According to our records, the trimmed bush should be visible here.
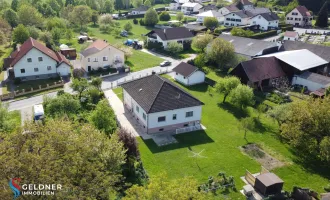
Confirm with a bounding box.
[139,19,145,26]
[250,30,277,39]
[133,18,138,24]
[159,11,170,21]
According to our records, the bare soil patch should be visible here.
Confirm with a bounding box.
[240,143,285,170]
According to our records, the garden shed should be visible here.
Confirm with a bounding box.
[254,172,284,196]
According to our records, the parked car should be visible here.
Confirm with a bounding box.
[160,61,171,67]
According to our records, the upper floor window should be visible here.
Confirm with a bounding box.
[136,105,139,113]
[27,58,32,62]
[94,58,98,62]
[158,116,166,122]
[88,58,90,62]
[103,56,108,61]
[21,69,25,73]
[143,113,146,120]
[38,57,43,62]
[34,68,39,72]
[47,66,52,70]
[186,111,193,118]
[173,114,177,120]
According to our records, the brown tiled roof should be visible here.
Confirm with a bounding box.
[284,31,298,37]
[225,4,239,12]
[9,37,67,67]
[121,75,203,113]
[296,5,311,17]
[85,39,109,51]
[231,57,285,82]
[173,62,198,77]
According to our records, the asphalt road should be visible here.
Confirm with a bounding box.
[7,92,57,112]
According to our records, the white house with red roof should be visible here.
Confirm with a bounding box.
[283,31,299,41]
[80,40,124,72]
[285,6,312,27]
[5,37,71,81]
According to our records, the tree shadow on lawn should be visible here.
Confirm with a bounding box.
[289,147,330,180]
[217,102,248,119]
[140,130,214,154]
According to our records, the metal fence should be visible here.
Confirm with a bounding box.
[103,68,170,91]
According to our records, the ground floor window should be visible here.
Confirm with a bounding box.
[159,128,164,131]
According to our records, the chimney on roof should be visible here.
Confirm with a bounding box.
[164,28,166,34]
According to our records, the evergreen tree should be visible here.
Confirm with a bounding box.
[115,0,124,11]
[11,0,19,11]
[315,1,328,28]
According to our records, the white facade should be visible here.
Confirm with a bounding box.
[292,75,327,92]
[181,3,203,14]
[219,7,231,16]
[285,8,312,27]
[169,2,180,10]
[196,11,223,23]
[147,33,193,49]
[123,89,202,133]
[283,35,299,41]
[224,13,249,27]
[57,62,71,76]
[80,45,124,72]
[131,10,147,15]
[13,48,70,79]
[174,71,205,86]
[250,15,279,30]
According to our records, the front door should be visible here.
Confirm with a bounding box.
[88,66,91,72]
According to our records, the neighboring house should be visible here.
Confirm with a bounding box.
[146,27,194,48]
[223,11,250,26]
[4,37,71,81]
[184,24,207,35]
[285,5,312,27]
[237,0,254,10]
[283,31,299,41]
[172,62,205,86]
[80,40,125,72]
[169,0,191,10]
[219,4,239,16]
[218,35,279,59]
[230,57,286,89]
[199,4,218,13]
[292,71,330,92]
[196,10,223,23]
[121,75,204,134]
[181,3,203,14]
[249,12,279,30]
[131,5,149,15]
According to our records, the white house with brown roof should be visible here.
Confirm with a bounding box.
[283,31,299,41]
[121,75,204,134]
[285,6,312,27]
[249,12,279,30]
[146,27,194,49]
[172,62,205,86]
[80,40,125,72]
[219,4,240,16]
[181,2,203,14]
[5,37,71,81]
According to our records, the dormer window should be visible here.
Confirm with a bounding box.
[27,58,32,62]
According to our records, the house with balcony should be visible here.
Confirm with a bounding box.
[181,2,203,14]
[4,37,71,81]
[121,74,204,134]
[80,40,125,72]
[285,6,312,27]
[146,27,194,49]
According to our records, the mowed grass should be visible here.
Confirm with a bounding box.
[136,71,330,199]
[113,87,123,101]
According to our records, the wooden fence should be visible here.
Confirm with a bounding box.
[0,80,64,101]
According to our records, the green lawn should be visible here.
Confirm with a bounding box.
[113,87,123,101]
[134,71,329,199]
[126,50,164,72]
[13,77,62,92]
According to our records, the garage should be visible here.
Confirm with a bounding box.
[57,63,71,76]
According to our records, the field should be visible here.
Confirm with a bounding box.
[129,71,330,199]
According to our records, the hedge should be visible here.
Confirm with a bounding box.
[126,14,145,19]
[250,30,278,39]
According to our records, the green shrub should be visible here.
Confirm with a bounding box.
[139,19,145,26]
[133,18,138,24]
[250,30,277,39]
[14,77,21,85]
[214,27,222,34]
[159,11,170,21]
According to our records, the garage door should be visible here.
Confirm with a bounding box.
[57,64,70,76]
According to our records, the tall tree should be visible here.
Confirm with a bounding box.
[229,84,254,110]
[89,100,117,136]
[3,8,18,28]
[65,0,75,6]
[115,0,124,11]
[91,11,99,26]
[144,8,158,26]
[206,38,235,68]
[176,12,184,21]
[203,17,219,29]
[70,5,92,29]
[215,76,240,103]
[133,0,143,8]
[104,0,114,13]
[12,24,30,44]
[239,117,256,140]
[11,0,19,11]
[0,119,126,199]
[144,0,151,6]
[315,1,328,27]
[17,4,43,27]
[191,34,213,52]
